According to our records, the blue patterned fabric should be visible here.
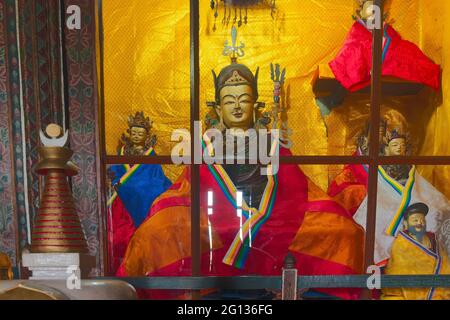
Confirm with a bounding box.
[109,164,172,227]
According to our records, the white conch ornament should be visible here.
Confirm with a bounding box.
[39,129,69,147]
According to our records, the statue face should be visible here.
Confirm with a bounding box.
[406,213,427,237]
[385,138,406,156]
[360,1,375,20]
[129,126,148,146]
[218,84,255,130]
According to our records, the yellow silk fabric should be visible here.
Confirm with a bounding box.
[290,211,365,274]
[102,0,450,196]
[382,234,450,300]
[287,179,365,273]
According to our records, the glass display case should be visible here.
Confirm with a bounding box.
[98,0,450,300]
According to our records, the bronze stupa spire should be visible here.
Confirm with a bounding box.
[31,124,88,253]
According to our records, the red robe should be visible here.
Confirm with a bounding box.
[330,22,440,92]
[107,197,136,273]
[118,148,364,299]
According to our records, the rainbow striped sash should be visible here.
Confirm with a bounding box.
[381,166,416,236]
[203,136,278,269]
[361,164,417,236]
[399,231,442,300]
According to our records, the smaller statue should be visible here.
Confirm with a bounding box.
[356,109,413,185]
[382,203,450,300]
[329,109,450,267]
[107,112,171,273]
[118,111,156,156]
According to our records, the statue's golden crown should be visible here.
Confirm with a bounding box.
[127,111,152,132]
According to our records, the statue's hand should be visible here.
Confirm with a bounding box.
[107,169,121,192]
[133,146,144,154]
[113,181,121,193]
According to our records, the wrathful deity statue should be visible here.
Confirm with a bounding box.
[382,203,450,300]
[330,0,440,92]
[107,112,171,273]
[329,109,450,269]
[117,27,365,300]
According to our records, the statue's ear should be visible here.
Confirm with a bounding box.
[214,104,222,117]
[212,69,217,83]
[212,70,218,102]
[213,104,224,127]
[254,67,260,98]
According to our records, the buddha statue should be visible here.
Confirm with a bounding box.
[205,61,272,209]
[117,27,364,300]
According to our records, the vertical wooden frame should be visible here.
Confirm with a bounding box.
[190,0,201,280]
[361,0,384,300]
[365,0,384,272]
[96,0,109,276]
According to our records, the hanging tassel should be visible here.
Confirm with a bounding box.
[238,8,242,27]
[213,0,218,32]
[211,0,277,31]
[222,2,227,25]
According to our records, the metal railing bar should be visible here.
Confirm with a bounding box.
[105,155,450,166]
[98,275,450,290]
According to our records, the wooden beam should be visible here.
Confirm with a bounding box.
[101,275,450,290]
[105,155,450,165]
[363,0,384,300]
[95,0,110,276]
[190,0,201,288]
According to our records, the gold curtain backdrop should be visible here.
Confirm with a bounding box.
[103,0,191,156]
[102,0,450,198]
